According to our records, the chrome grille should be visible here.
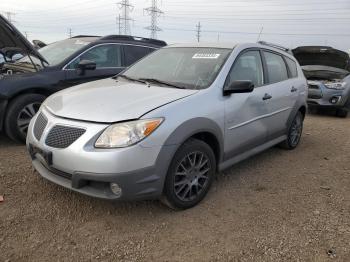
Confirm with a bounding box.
[45,125,86,149]
[33,113,48,141]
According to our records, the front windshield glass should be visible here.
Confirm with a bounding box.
[16,38,95,67]
[123,47,232,90]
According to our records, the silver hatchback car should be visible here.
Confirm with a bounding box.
[27,42,307,209]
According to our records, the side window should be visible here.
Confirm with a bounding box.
[285,57,298,78]
[226,50,264,88]
[124,45,153,66]
[263,51,288,83]
[67,44,122,69]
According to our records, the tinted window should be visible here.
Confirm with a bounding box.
[124,45,153,65]
[68,44,122,69]
[263,51,288,83]
[285,57,298,78]
[226,50,264,88]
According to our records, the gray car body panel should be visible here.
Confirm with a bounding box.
[27,42,307,200]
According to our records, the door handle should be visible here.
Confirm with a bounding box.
[262,93,272,100]
[291,86,298,92]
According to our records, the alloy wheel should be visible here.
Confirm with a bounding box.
[17,102,41,136]
[174,151,211,202]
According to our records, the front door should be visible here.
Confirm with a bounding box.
[64,44,125,86]
[224,50,269,160]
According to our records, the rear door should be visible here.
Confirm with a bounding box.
[63,43,124,86]
[122,45,155,66]
[261,50,297,140]
[224,49,270,159]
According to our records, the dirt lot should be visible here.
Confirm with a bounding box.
[0,113,349,261]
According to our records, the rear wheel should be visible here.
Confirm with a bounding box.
[5,94,45,143]
[336,108,348,118]
[162,138,216,210]
[279,111,304,150]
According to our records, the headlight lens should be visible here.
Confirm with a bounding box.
[324,82,346,90]
[95,118,163,148]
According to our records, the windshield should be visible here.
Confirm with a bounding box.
[16,38,95,67]
[123,47,232,89]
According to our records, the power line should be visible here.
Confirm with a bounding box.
[117,0,134,35]
[144,0,163,39]
[196,21,201,42]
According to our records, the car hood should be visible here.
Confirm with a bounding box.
[301,65,349,80]
[0,14,47,63]
[44,78,199,123]
[292,46,349,71]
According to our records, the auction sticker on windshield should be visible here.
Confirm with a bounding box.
[192,53,221,59]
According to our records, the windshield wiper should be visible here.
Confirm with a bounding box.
[139,78,186,89]
[116,74,148,84]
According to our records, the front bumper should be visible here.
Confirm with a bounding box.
[27,108,176,201]
[307,83,349,109]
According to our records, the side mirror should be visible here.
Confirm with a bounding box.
[76,60,96,75]
[223,80,254,96]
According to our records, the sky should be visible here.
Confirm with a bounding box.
[1,0,350,52]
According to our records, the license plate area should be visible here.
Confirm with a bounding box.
[29,144,53,166]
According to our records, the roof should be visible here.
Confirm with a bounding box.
[165,42,237,49]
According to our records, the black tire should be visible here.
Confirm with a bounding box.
[279,111,304,150]
[162,138,216,210]
[5,94,46,143]
[336,108,348,118]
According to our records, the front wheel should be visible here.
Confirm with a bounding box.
[279,111,304,150]
[162,138,216,210]
[5,94,46,143]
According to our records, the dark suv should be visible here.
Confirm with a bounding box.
[0,15,166,142]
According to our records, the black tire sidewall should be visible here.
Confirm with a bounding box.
[163,139,216,210]
[5,94,46,142]
[287,112,303,149]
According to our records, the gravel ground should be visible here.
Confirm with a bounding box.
[0,113,349,262]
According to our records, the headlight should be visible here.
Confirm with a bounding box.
[95,118,163,148]
[324,82,346,90]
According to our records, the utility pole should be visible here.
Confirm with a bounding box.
[196,22,201,42]
[117,0,134,35]
[256,26,264,42]
[68,28,73,38]
[144,0,163,39]
[24,31,29,39]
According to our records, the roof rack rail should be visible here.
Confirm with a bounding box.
[71,35,100,38]
[258,41,290,52]
[99,35,167,46]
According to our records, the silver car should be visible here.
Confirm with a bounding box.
[293,46,350,118]
[27,42,307,209]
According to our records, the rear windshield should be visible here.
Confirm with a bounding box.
[123,47,232,90]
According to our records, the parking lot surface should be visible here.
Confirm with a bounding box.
[0,113,349,261]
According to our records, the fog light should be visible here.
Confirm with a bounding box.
[330,96,341,104]
[110,183,122,197]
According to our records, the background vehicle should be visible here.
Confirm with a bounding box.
[293,46,350,117]
[0,15,166,142]
[27,42,307,209]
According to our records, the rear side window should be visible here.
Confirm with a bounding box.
[226,50,264,88]
[263,51,289,84]
[124,45,154,66]
[285,57,298,78]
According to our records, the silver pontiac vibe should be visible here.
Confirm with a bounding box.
[27,42,307,209]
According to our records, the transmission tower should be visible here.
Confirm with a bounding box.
[68,28,73,38]
[4,11,16,23]
[196,22,201,42]
[144,0,163,39]
[117,0,134,35]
